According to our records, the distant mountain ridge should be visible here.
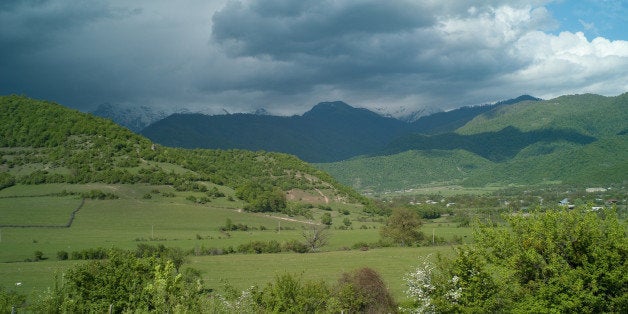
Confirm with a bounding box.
[142,96,537,162]
[91,103,170,132]
[142,101,411,163]
[411,95,541,134]
[317,93,628,191]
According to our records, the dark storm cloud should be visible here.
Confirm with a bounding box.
[212,0,434,59]
[0,0,134,62]
[208,0,530,105]
[0,0,626,115]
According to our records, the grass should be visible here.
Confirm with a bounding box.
[0,246,455,302]
[0,183,473,304]
[190,246,455,301]
[0,196,81,226]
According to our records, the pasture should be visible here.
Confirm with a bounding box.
[0,183,472,301]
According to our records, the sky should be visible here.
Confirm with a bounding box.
[1,0,627,115]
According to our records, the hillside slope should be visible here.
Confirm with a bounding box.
[457,93,628,137]
[0,95,364,203]
[409,95,541,134]
[142,101,409,163]
[141,96,535,163]
[318,93,628,191]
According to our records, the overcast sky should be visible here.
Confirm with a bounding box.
[1,0,627,115]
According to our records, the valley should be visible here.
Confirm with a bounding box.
[0,95,626,312]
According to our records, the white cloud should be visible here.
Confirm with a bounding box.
[504,31,628,97]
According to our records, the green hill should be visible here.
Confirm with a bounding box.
[457,93,628,137]
[141,101,410,163]
[318,93,628,192]
[316,150,493,192]
[0,95,365,204]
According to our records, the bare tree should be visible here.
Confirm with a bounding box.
[301,225,329,252]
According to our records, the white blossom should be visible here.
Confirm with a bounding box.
[402,258,436,314]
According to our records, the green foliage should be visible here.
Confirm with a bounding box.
[56,251,69,261]
[335,267,397,313]
[0,95,367,209]
[458,93,628,138]
[317,149,491,192]
[342,217,352,227]
[237,181,287,213]
[239,269,396,313]
[81,189,118,200]
[380,208,424,246]
[141,101,411,163]
[405,207,628,313]
[0,286,26,313]
[319,93,628,191]
[254,273,330,313]
[38,249,204,313]
[321,212,332,225]
[384,126,595,162]
[0,172,15,190]
[477,208,628,312]
[33,251,45,261]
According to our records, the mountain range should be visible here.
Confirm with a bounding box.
[139,93,626,192]
[319,93,628,192]
[141,96,540,163]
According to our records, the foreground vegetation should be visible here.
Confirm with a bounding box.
[2,203,625,313]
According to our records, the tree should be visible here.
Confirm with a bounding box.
[302,225,329,252]
[404,207,628,313]
[380,208,424,246]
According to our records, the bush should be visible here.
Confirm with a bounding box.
[0,286,26,313]
[55,250,203,313]
[404,208,628,313]
[33,251,45,261]
[282,239,308,253]
[335,268,397,313]
[56,251,69,261]
[254,273,331,313]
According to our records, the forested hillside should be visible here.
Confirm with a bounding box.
[318,93,628,191]
[142,101,410,162]
[141,97,537,163]
[457,93,628,137]
[0,95,365,204]
[409,95,540,134]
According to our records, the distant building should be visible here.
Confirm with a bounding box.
[559,198,575,209]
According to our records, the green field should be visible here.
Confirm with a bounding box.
[0,183,471,302]
[0,247,455,302]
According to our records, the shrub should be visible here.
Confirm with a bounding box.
[0,286,26,313]
[335,268,397,313]
[56,251,69,261]
[254,273,331,313]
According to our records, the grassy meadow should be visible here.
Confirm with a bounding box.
[0,183,470,302]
